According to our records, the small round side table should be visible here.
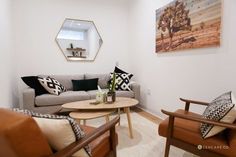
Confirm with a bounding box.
[69,110,115,125]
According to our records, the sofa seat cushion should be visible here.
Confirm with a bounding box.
[158,109,234,157]
[87,89,134,99]
[35,91,90,107]
[80,125,118,157]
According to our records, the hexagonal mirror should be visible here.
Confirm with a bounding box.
[56,19,103,61]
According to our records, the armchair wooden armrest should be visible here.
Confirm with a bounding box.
[51,116,120,157]
[161,109,236,130]
[180,98,209,111]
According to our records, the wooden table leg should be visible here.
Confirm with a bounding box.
[124,107,133,139]
[105,115,110,123]
[118,108,121,126]
[77,119,81,125]
[83,120,86,125]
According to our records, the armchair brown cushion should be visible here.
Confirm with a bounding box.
[228,129,236,151]
[0,108,53,157]
[158,109,235,157]
[81,125,118,157]
[0,108,118,157]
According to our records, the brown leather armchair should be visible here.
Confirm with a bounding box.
[158,98,236,157]
[0,108,119,157]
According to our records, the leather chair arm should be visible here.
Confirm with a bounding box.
[50,116,120,157]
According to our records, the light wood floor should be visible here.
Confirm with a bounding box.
[131,106,162,124]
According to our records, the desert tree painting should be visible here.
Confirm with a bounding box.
[156,0,222,53]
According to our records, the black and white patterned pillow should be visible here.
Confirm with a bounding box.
[38,77,66,95]
[114,66,133,79]
[12,108,91,156]
[200,91,236,138]
[109,73,132,91]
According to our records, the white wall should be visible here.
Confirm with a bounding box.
[9,0,236,114]
[12,0,131,105]
[0,0,17,108]
[128,0,236,118]
[87,26,101,60]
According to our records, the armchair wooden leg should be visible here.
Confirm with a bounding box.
[164,115,174,157]
[164,139,170,157]
[110,125,117,157]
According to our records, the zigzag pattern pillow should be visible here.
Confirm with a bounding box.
[110,73,132,91]
[200,91,236,138]
[38,77,66,95]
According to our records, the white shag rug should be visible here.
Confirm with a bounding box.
[85,111,198,157]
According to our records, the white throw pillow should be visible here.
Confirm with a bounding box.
[200,91,236,139]
[34,117,90,157]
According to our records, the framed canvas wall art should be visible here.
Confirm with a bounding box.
[156,0,222,53]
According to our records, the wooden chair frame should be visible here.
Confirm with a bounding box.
[50,115,119,157]
[162,98,236,157]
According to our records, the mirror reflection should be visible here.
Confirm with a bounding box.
[56,19,103,61]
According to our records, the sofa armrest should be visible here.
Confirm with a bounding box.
[22,88,35,110]
[130,82,140,102]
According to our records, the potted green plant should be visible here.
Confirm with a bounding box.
[107,72,116,103]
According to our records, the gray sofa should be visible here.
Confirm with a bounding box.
[22,74,140,114]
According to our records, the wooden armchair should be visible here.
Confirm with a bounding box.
[158,98,236,157]
[0,108,119,157]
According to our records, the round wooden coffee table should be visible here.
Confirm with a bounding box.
[62,97,139,138]
[69,110,115,125]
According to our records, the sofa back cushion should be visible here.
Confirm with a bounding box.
[39,74,84,91]
[0,108,53,157]
[72,78,98,91]
[85,74,109,89]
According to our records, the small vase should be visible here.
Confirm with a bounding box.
[107,91,116,103]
